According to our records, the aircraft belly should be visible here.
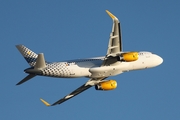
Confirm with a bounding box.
[89,63,129,78]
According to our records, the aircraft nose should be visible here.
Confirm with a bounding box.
[155,55,163,66]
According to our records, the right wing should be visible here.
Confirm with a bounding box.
[40,78,105,106]
[106,10,122,57]
[102,10,122,66]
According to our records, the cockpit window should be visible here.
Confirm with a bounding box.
[138,52,152,55]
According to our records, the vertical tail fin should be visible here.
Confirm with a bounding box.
[16,45,38,67]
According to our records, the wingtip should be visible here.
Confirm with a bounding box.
[106,10,118,20]
[40,98,51,106]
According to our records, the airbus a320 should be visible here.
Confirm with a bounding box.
[16,10,163,106]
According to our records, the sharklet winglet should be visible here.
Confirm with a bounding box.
[106,10,118,20]
[40,98,51,106]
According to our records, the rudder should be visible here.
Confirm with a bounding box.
[16,45,38,67]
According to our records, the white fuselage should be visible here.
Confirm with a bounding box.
[38,51,163,78]
[17,10,164,106]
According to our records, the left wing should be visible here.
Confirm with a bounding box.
[40,78,105,106]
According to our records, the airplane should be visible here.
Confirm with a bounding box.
[16,10,163,106]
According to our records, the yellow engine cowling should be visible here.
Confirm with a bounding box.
[121,52,139,62]
[95,80,117,91]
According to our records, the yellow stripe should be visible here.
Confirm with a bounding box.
[106,10,116,19]
[40,98,50,106]
[27,51,31,55]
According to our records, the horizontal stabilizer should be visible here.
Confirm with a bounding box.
[16,74,36,85]
[34,53,46,69]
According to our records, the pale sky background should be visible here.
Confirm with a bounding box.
[0,0,180,120]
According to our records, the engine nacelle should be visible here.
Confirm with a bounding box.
[95,80,117,91]
[120,52,139,62]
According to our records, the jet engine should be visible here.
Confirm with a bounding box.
[120,52,139,62]
[95,80,117,91]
